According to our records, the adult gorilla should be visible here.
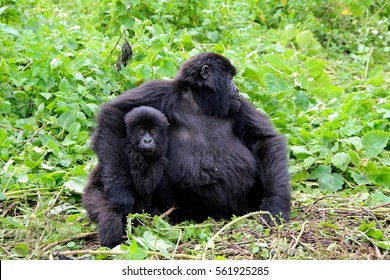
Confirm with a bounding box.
[92,52,291,224]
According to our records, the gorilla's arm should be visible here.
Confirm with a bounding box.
[92,105,135,214]
[92,81,173,214]
[235,97,291,223]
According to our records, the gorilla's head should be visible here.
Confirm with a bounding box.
[175,52,241,116]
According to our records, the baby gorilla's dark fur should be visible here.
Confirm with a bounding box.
[83,106,169,248]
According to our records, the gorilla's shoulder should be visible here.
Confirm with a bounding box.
[123,79,180,95]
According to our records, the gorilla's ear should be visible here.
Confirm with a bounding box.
[200,65,211,80]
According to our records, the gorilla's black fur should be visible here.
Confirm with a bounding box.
[90,52,291,227]
[83,106,169,248]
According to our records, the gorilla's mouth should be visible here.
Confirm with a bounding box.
[140,148,155,157]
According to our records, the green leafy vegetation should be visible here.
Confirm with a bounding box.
[0,0,389,260]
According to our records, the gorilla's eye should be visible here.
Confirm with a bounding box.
[137,129,145,136]
[150,129,157,136]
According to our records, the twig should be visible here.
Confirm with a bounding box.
[54,249,123,256]
[300,195,390,257]
[1,201,17,217]
[364,47,374,80]
[27,124,48,143]
[171,229,182,260]
[54,249,201,260]
[40,232,97,251]
[373,0,389,17]
[290,221,308,251]
[290,237,316,253]
[303,195,344,214]
[315,207,390,216]
[145,250,201,260]
[159,206,178,219]
[365,202,390,211]
[0,245,13,257]
[42,186,65,215]
[109,30,126,56]
[201,211,281,260]
[30,225,49,259]
[18,60,33,73]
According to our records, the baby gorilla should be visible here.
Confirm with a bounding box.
[83,106,169,248]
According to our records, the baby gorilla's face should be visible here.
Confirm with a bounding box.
[123,106,169,160]
[136,126,158,157]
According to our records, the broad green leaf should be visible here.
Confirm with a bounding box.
[135,64,152,80]
[364,161,379,174]
[362,130,389,158]
[303,156,315,169]
[182,33,193,45]
[263,54,288,71]
[0,23,19,36]
[86,39,102,54]
[128,238,148,260]
[359,222,383,240]
[158,60,177,77]
[142,231,174,254]
[14,243,30,257]
[368,76,385,86]
[367,166,390,188]
[0,57,9,74]
[243,64,260,81]
[280,24,299,44]
[264,73,289,94]
[319,222,339,230]
[347,150,360,165]
[291,146,312,159]
[153,216,180,240]
[304,58,325,78]
[295,30,321,53]
[64,175,86,193]
[340,137,363,151]
[372,240,390,250]
[46,139,60,155]
[118,15,135,29]
[66,241,76,248]
[68,122,81,139]
[62,57,76,76]
[207,31,219,42]
[318,173,344,192]
[59,77,72,93]
[309,165,331,179]
[331,152,350,171]
[129,0,141,5]
[292,171,309,182]
[0,101,11,114]
[351,171,370,185]
[0,6,8,15]
[39,92,52,100]
[306,72,342,98]
[57,111,75,129]
[294,91,310,111]
[372,191,390,203]
[50,58,62,69]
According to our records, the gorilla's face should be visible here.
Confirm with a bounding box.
[124,106,169,159]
